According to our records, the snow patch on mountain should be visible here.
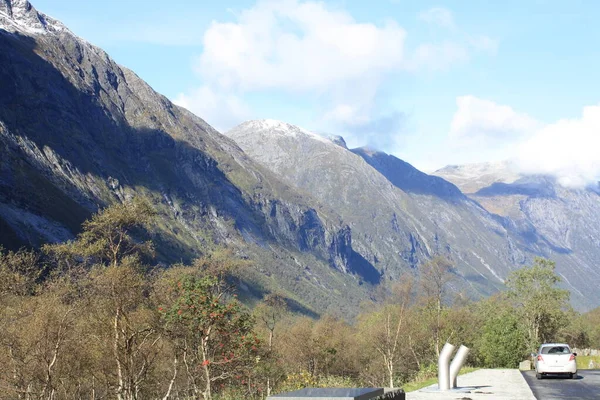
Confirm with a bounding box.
[0,0,69,35]
[229,120,334,146]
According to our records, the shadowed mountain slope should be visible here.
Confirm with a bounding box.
[352,147,464,200]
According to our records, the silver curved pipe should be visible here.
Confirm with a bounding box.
[438,342,456,391]
[450,345,470,388]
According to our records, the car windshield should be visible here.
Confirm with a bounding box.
[540,346,571,354]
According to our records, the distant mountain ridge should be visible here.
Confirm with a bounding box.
[434,161,600,305]
[434,161,522,194]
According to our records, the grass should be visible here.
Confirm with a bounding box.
[577,355,600,370]
[402,367,479,392]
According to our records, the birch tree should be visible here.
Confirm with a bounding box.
[505,257,570,351]
[253,293,288,396]
[419,256,454,357]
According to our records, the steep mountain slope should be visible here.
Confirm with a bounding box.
[226,120,549,302]
[435,162,600,307]
[0,0,380,316]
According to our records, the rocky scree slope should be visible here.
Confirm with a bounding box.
[0,0,377,316]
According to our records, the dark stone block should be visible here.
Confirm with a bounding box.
[268,387,384,400]
[378,389,406,400]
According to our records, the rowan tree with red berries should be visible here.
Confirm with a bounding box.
[159,251,260,400]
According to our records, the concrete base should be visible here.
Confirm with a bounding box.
[418,386,482,394]
[406,369,536,400]
[419,386,486,394]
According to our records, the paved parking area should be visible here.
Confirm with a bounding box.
[521,370,600,399]
[406,369,535,400]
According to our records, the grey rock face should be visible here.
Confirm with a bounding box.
[0,0,11,17]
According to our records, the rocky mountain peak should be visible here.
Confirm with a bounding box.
[0,0,66,35]
[229,119,333,146]
[327,135,348,149]
[1,0,42,28]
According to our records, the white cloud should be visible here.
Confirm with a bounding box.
[196,0,406,93]
[418,7,456,30]
[516,105,600,188]
[450,96,540,143]
[173,86,252,132]
[447,96,600,188]
[186,0,412,133]
[323,104,370,127]
[177,1,497,137]
[409,7,497,71]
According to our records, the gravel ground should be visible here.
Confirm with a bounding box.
[406,369,536,400]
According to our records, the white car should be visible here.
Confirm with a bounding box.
[533,343,577,379]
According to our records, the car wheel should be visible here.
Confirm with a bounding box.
[536,373,542,379]
[572,373,577,379]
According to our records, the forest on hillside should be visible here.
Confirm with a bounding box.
[1,198,599,400]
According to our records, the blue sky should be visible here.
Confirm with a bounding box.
[32,0,600,180]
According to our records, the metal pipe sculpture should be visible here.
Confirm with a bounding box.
[438,342,456,391]
[449,345,470,388]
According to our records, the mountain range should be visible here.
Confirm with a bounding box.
[2,0,599,314]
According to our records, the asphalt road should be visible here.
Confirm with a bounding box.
[522,370,600,399]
